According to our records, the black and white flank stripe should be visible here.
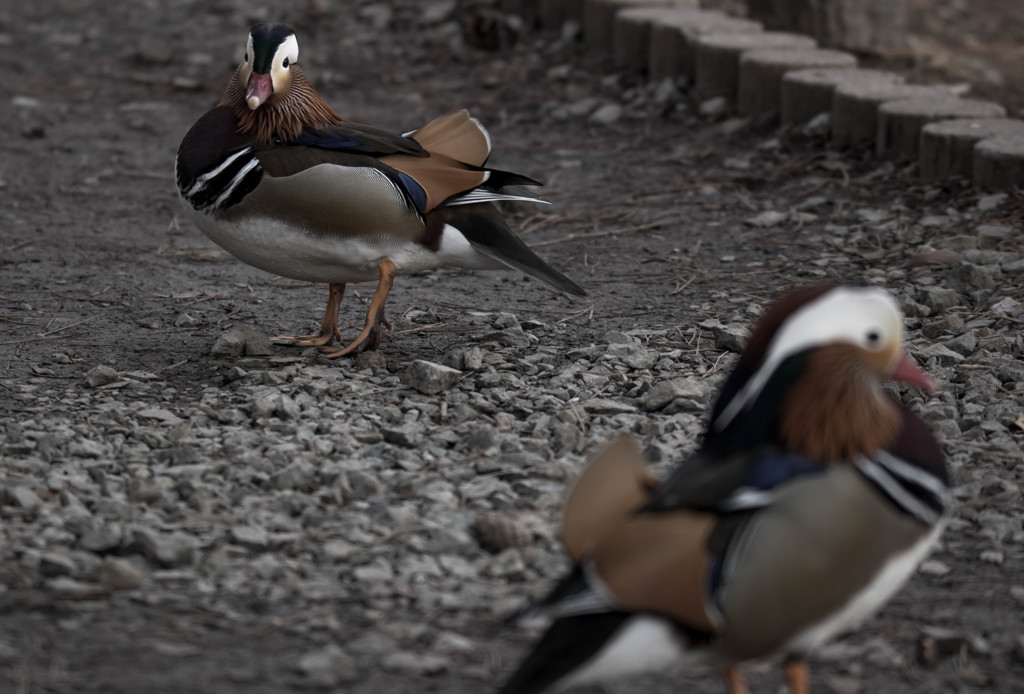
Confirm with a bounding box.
[177,146,263,213]
[855,451,950,525]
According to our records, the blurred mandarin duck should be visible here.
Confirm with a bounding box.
[175,24,584,357]
[501,284,950,694]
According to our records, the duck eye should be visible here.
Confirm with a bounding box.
[282,57,290,68]
[865,330,882,346]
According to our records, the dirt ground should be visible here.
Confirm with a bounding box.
[1,1,1023,693]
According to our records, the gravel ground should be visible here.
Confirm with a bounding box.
[1,2,1023,693]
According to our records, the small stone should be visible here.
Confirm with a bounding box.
[136,407,184,426]
[211,325,274,357]
[803,112,831,137]
[745,210,788,228]
[484,548,526,578]
[653,78,682,106]
[174,312,198,327]
[343,470,381,500]
[976,193,1007,211]
[46,577,106,598]
[8,486,43,512]
[68,439,104,458]
[643,377,708,411]
[713,323,748,353]
[989,297,1020,317]
[485,328,532,349]
[84,365,119,388]
[699,96,728,118]
[271,462,316,491]
[353,351,387,372]
[323,539,359,561]
[604,342,658,370]
[581,398,637,415]
[131,527,198,568]
[493,312,520,329]
[470,513,531,554]
[976,223,1013,249]
[918,343,965,365]
[251,390,300,420]
[93,558,144,591]
[297,644,360,687]
[78,522,124,553]
[403,360,462,395]
[589,103,623,124]
[1010,585,1024,607]
[943,332,977,356]
[39,552,77,578]
[980,549,1004,564]
[950,262,996,293]
[918,286,959,312]
[230,525,270,551]
[919,559,951,576]
[382,425,423,448]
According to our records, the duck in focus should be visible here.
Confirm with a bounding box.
[500,284,950,694]
[175,24,584,358]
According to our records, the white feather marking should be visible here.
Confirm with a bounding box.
[468,114,492,154]
[446,189,550,206]
[188,148,252,196]
[211,157,260,209]
[560,616,701,688]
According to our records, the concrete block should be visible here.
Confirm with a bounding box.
[694,31,817,103]
[974,135,1024,191]
[780,68,903,125]
[920,118,1024,180]
[877,98,1007,159]
[538,0,567,32]
[737,48,856,118]
[538,0,586,32]
[831,82,950,148]
[615,8,677,72]
[500,0,540,25]
[747,0,907,51]
[648,12,761,83]
[615,6,709,73]
[584,0,697,52]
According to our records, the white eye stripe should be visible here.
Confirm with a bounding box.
[272,35,299,70]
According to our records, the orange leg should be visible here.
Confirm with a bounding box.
[321,260,395,358]
[270,282,345,347]
[784,658,809,694]
[724,667,751,694]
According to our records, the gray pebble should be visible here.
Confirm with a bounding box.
[93,558,144,591]
[589,103,623,124]
[713,323,748,353]
[297,644,360,687]
[211,325,274,357]
[471,513,531,553]
[403,360,462,395]
[131,527,198,568]
[84,365,119,388]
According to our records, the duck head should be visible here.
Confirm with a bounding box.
[707,284,935,461]
[238,24,298,111]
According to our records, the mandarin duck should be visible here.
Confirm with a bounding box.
[175,24,584,357]
[500,284,950,694]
